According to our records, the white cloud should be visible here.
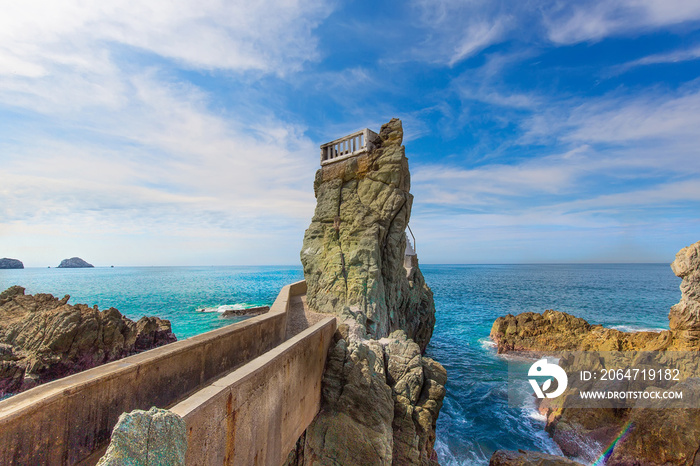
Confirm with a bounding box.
[544,0,700,44]
[409,84,700,250]
[409,0,510,65]
[406,0,700,66]
[558,87,700,151]
[449,20,507,65]
[611,45,700,74]
[0,0,332,76]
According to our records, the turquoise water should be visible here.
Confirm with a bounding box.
[0,264,681,463]
[0,266,304,339]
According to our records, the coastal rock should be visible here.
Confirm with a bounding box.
[300,118,436,352]
[293,119,445,465]
[668,240,700,345]
[97,407,186,466]
[303,336,395,465]
[490,310,666,354]
[0,258,23,269]
[489,449,584,466]
[0,286,176,394]
[490,240,700,465]
[605,379,700,465]
[220,305,269,317]
[57,257,94,268]
[300,330,446,466]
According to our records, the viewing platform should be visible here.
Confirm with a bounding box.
[320,128,378,166]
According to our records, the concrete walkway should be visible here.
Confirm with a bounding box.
[285,293,327,339]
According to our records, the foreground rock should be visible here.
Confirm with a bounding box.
[0,258,23,269]
[0,286,176,394]
[290,119,446,465]
[58,257,94,268]
[490,240,700,465]
[97,407,186,466]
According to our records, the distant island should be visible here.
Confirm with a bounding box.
[0,258,24,269]
[57,257,94,268]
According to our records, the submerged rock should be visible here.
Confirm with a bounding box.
[0,286,176,394]
[57,257,94,268]
[220,305,269,317]
[0,258,23,269]
[97,407,186,466]
[292,119,446,465]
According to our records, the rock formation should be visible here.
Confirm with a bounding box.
[668,240,700,346]
[58,257,94,268]
[489,450,584,466]
[0,258,23,269]
[97,407,187,466]
[0,286,176,394]
[489,240,700,465]
[300,118,436,352]
[490,310,669,354]
[220,305,269,317]
[291,119,446,465]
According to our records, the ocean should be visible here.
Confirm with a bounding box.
[0,263,681,464]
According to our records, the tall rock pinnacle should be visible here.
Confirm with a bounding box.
[300,118,436,352]
[291,119,446,466]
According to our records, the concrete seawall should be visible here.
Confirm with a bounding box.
[172,316,336,465]
[0,280,312,465]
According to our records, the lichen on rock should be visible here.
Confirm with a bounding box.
[97,407,186,466]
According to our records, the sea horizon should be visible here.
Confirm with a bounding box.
[7,261,673,268]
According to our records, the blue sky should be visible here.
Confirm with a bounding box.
[1,0,698,266]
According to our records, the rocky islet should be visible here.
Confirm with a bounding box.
[57,257,94,268]
[0,258,23,269]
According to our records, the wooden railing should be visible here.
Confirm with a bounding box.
[320,128,378,165]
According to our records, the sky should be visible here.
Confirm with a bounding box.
[1,0,699,266]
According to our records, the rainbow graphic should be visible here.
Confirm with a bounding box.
[591,420,634,465]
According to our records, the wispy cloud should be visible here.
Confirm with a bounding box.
[409,0,511,65]
[409,81,700,262]
[543,0,700,44]
[611,45,700,74]
[407,0,700,66]
[0,0,332,76]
